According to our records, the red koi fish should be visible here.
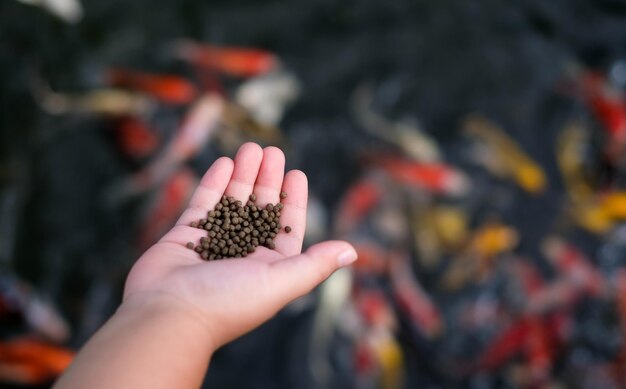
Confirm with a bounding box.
[0,337,74,385]
[136,167,197,250]
[107,69,197,105]
[389,253,442,338]
[574,70,626,162]
[106,94,223,203]
[335,178,383,235]
[373,156,470,196]
[478,315,563,377]
[173,41,278,78]
[113,117,160,159]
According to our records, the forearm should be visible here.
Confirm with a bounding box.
[54,292,214,389]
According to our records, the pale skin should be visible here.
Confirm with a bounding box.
[54,143,358,389]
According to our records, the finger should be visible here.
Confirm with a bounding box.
[269,240,357,303]
[252,147,285,207]
[176,157,234,226]
[273,170,308,257]
[224,142,264,202]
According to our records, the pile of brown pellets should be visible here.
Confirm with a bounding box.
[185,192,291,260]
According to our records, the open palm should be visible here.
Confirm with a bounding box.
[123,143,356,349]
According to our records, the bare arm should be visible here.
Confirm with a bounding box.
[54,143,357,389]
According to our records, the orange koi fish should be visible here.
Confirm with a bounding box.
[136,167,197,249]
[335,178,383,235]
[107,69,197,105]
[374,156,470,196]
[173,41,279,78]
[0,337,74,385]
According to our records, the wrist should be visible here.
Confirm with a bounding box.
[118,291,217,356]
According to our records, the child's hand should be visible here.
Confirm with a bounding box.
[123,143,357,349]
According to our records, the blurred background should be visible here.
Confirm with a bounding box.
[3,0,626,387]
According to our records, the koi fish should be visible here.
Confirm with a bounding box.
[570,68,626,163]
[106,69,197,105]
[389,253,442,338]
[334,177,383,235]
[411,205,469,269]
[441,222,518,291]
[0,337,74,385]
[351,242,391,275]
[368,330,404,389]
[569,191,626,234]
[556,121,594,203]
[309,269,352,387]
[373,156,470,196]
[470,221,519,259]
[136,167,197,250]
[113,117,160,159]
[464,114,547,194]
[478,315,561,379]
[542,237,605,296]
[105,94,223,203]
[351,84,441,163]
[304,194,328,246]
[219,100,285,146]
[0,276,70,342]
[351,286,403,389]
[235,71,300,127]
[172,41,279,78]
[31,76,153,117]
[15,0,82,23]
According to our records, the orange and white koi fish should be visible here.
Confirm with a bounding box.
[105,94,223,203]
[136,167,197,250]
[172,41,279,78]
[107,68,197,105]
[542,237,605,296]
[389,253,442,338]
[373,156,470,196]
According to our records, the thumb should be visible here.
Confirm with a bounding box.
[269,240,357,303]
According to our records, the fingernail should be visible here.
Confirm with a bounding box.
[337,248,358,267]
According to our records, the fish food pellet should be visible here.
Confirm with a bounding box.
[186,193,288,260]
